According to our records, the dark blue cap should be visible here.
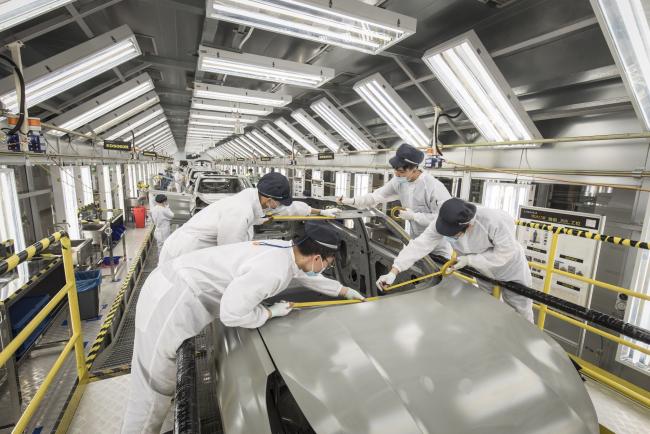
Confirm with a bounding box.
[155,194,168,203]
[257,172,293,206]
[389,143,425,169]
[436,198,477,236]
[304,221,340,250]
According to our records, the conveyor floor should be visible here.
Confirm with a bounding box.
[90,243,158,373]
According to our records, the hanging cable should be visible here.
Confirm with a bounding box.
[0,54,26,135]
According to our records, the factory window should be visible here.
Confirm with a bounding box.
[354,174,370,197]
[115,165,125,212]
[0,168,26,253]
[80,166,94,206]
[312,170,322,181]
[335,172,350,197]
[60,167,81,240]
[622,264,650,372]
[482,181,530,218]
[102,166,113,210]
[127,165,137,197]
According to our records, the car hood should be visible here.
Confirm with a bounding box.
[259,279,598,434]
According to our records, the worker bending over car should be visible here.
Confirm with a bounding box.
[337,143,452,257]
[121,221,364,434]
[377,198,534,322]
[159,172,341,263]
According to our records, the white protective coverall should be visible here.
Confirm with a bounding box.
[150,205,174,251]
[173,171,183,193]
[392,206,534,322]
[352,173,452,256]
[120,240,343,434]
[158,188,312,264]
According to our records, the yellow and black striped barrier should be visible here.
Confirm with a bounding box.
[6,259,61,302]
[0,231,66,276]
[85,226,153,370]
[516,220,650,250]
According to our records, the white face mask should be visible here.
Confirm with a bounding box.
[395,176,409,184]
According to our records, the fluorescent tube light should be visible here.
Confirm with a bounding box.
[0,25,141,112]
[422,30,542,146]
[590,0,650,130]
[262,124,297,153]
[104,106,165,140]
[206,0,416,54]
[353,73,431,149]
[291,108,339,152]
[250,129,287,156]
[238,136,271,156]
[198,46,335,88]
[194,82,291,107]
[136,125,171,147]
[274,117,319,154]
[311,97,373,151]
[246,132,283,156]
[48,73,154,136]
[0,0,75,32]
[191,98,274,116]
[190,109,258,124]
[86,91,159,134]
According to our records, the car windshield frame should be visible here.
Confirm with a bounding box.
[197,177,245,194]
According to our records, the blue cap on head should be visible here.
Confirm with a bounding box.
[389,143,425,169]
[304,221,340,250]
[436,198,477,236]
[257,172,293,206]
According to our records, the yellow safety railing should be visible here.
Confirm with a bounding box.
[488,221,650,407]
[0,232,88,433]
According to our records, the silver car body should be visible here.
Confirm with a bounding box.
[189,174,252,215]
[207,206,598,434]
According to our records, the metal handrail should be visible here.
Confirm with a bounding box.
[0,232,88,432]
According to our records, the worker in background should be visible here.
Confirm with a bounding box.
[376,198,534,322]
[121,222,364,434]
[150,194,174,252]
[247,168,259,185]
[173,169,184,193]
[158,172,341,263]
[337,143,452,257]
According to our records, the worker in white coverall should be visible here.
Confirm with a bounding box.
[158,172,341,264]
[149,194,174,252]
[337,143,452,257]
[376,198,534,322]
[120,222,365,434]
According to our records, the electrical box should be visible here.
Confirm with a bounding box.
[516,206,605,307]
[292,177,304,197]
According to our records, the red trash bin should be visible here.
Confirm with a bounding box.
[133,206,146,228]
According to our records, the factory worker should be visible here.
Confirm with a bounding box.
[173,169,184,193]
[337,143,452,256]
[376,198,534,322]
[121,222,364,434]
[158,172,341,264]
[150,194,174,252]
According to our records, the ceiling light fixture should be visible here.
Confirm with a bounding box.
[353,73,431,149]
[247,132,283,156]
[206,0,416,54]
[198,46,335,88]
[193,82,292,107]
[262,124,297,153]
[0,25,141,112]
[274,117,318,154]
[291,108,339,152]
[104,105,165,140]
[86,91,159,134]
[48,73,154,136]
[191,98,274,116]
[190,109,258,124]
[422,30,542,147]
[590,0,650,130]
[311,97,373,151]
[250,129,287,156]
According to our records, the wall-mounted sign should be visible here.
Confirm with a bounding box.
[103,140,132,151]
[318,152,335,160]
[260,156,272,162]
[236,158,245,162]
[142,151,157,157]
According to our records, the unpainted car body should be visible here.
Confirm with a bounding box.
[206,203,599,434]
[189,174,252,215]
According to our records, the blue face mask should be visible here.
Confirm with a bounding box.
[306,256,324,277]
[444,235,460,243]
[395,176,409,184]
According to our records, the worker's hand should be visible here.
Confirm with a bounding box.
[446,256,469,275]
[340,287,366,301]
[337,196,354,206]
[320,208,342,217]
[398,208,416,221]
[267,301,293,318]
[376,271,397,291]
